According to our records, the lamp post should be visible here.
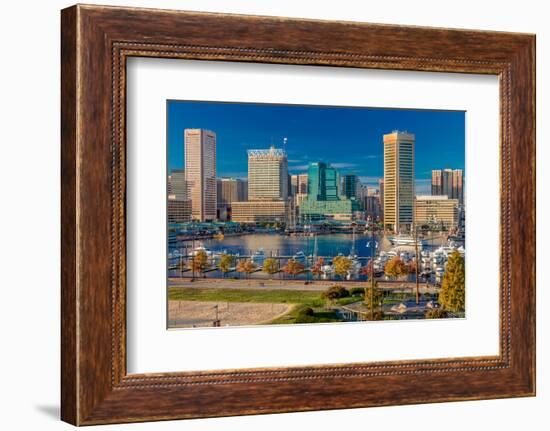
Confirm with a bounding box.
[414,225,420,305]
[179,251,182,279]
[366,216,376,320]
[191,233,196,282]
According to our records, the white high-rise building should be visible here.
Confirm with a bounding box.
[231,147,290,223]
[184,129,216,222]
[247,147,289,201]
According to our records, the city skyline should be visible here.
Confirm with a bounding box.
[167,100,465,194]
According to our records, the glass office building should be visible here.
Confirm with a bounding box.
[300,162,360,221]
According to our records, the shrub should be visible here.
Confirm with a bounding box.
[298,307,314,317]
[350,287,365,296]
[321,285,349,301]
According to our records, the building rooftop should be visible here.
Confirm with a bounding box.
[247,147,287,158]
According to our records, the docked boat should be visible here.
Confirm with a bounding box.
[292,251,307,264]
[388,234,426,247]
[346,255,362,279]
[321,264,333,279]
[251,249,266,265]
[191,246,213,257]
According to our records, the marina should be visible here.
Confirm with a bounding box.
[168,229,463,283]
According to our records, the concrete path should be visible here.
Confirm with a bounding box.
[168,300,291,329]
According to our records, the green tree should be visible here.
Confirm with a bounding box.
[363,282,383,314]
[190,250,210,277]
[384,256,407,279]
[333,256,352,279]
[439,251,465,312]
[262,257,279,279]
[218,253,233,278]
[282,259,305,279]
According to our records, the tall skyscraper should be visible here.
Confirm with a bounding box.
[431,169,464,204]
[452,169,464,204]
[291,174,308,195]
[342,173,359,199]
[231,147,290,223]
[300,162,360,221]
[184,129,216,222]
[383,131,415,232]
[167,169,192,223]
[308,162,340,201]
[431,170,442,195]
[247,147,289,200]
[363,187,382,220]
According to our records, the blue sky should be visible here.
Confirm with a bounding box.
[167,100,465,195]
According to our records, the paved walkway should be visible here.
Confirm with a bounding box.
[168,300,291,328]
[168,278,439,293]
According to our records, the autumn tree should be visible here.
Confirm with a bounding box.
[384,256,407,279]
[282,259,305,279]
[310,257,325,279]
[236,259,257,282]
[218,253,233,278]
[190,249,210,277]
[332,256,352,279]
[438,250,465,313]
[262,257,279,279]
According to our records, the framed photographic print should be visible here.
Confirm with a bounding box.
[61,4,536,425]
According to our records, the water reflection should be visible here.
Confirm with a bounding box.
[172,232,445,258]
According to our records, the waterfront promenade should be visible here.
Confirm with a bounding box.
[168,278,439,294]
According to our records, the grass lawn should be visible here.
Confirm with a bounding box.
[168,286,326,307]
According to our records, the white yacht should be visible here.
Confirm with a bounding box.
[388,234,426,247]
[191,246,213,257]
[251,249,266,265]
[293,251,307,264]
